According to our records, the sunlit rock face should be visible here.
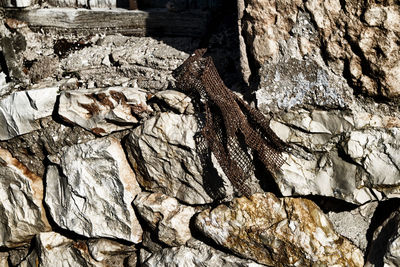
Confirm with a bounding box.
[0,1,399,265]
[0,86,58,140]
[58,86,153,135]
[195,193,364,266]
[134,192,196,246]
[45,137,143,243]
[0,148,51,248]
[125,112,240,205]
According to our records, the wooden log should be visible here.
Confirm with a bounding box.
[4,8,209,37]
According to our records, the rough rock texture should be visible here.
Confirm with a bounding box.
[134,192,196,246]
[270,108,400,204]
[242,0,400,98]
[60,36,198,90]
[140,240,264,267]
[366,208,400,267]
[239,0,400,205]
[0,1,399,265]
[0,86,58,140]
[45,137,143,243]
[126,112,236,204]
[20,232,96,266]
[0,148,51,248]
[195,193,364,266]
[0,117,96,178]
[87,238,137,266]
[58,86,152,135]
[328,201,378,252]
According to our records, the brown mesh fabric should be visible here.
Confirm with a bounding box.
[174,49,287,197]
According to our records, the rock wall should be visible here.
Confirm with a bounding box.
[0,0,399,266]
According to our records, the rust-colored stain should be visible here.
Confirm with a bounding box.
[78,102,100,116]
[11,158,41,183]
[91,127,106,135]
[73,240,88,253]
[0,148,42,183]
[131,103,149,114]
[109,90,127,104]
[95,93,115,109]
[5,18,27,29]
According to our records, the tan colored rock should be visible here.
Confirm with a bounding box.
[0,148,51,248]
[242,0,400,98]
[87,239,136,266]
[134,192,196,246]
[195,193,364,266]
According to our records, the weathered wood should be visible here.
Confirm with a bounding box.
[5,8,209,37]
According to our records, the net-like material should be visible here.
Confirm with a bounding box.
[174,49,287,197]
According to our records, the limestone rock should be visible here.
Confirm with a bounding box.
[328,201,378,251]
[134,192,196,246]
[366,208,400,267]
[126,112,235,204]
[58,86,152,135]
[61,36,198,90]
[87,239,137,266]
[341,129,400,197]
[0,148,50,248]
[45,137,143,243]
[0,86,58,140]
[141,240,265,267]
[0,253,8,267]
[152,90,194,114]
[256,58,348,113]
[20,232,96,267]
[270,108,399,204]
[241,0,400,98]
[195,193,364,266]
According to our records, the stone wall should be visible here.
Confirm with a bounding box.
[0,1,399,266]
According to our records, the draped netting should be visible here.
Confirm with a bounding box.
[174,49,288,197]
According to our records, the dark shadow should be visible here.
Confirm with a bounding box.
[0,51,11,83]
[365,198,400,264]
[299,195,358,213]
[116,0,129,8]
[253,157,283,197]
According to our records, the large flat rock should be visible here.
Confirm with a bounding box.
[45,137,143,243]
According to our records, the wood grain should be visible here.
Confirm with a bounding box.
[5,8,209,37]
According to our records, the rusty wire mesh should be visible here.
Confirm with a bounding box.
[174,49,287,197]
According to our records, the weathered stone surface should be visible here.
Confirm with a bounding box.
[242,0,400,98]
[58,86,152,135]
[1,0,33,8]
[328,201,378,252]
[61,36,197,90]
[366,208,400,267]
[0,117,96,178]
[141,240,264,267]
[87,238,136,266]
[0,252,8,267]
[269,107,400,204]
[195,193,364,266]
[152,90,194,114]
[126,112,236,204]
[20,232,96,267]
[0,148,50,248]
[0,86,58,140]
[134,192,196,246]
[256,58,349,113]
[45,137,143,243]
